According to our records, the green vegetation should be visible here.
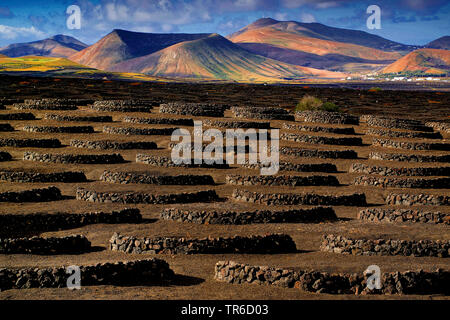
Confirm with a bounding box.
[369,87,382,91]
[380,71,449,78]
[295,95,340,112]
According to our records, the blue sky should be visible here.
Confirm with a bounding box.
[0,0,449,47]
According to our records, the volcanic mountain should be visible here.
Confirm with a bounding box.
[111,34,344,81]
[228,18,415,73]
[426,36,450,50]
[382,48,450,74]
[0,35,87,58]
[70,29,211,71]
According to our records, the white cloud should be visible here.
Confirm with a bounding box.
[300,12,316,23]
[0,25,45,40]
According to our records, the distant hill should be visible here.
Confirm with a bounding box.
[0,35,88,58]
[111,34,345,81]
[227,18,415,73]
[426,36,450,50]
[0,55,165,82]
[382,48,450,74]
[70,29,211,71]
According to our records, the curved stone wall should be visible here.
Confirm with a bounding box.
[124,116,194,126]
[349,163,450,176]
[364,115,432,132]
[76,187,219,204]
[426,121,450,133]
[281,133,363,146]
[159,103,227,117]
[70,139,157,150]
[0,258,174,290]
[23,125,94,133]
[0,170,87,183]
[23,98,79,106]
[283,123,355,135]
[0,138,61,148]
[320,234,449,257]
[44,114,113,122]
[136,154,230,169]
[23,151,125,164]
[109,232,296,254]
[91,100,155,112]
[0,151,12,162]
[0,123,14,131]
[369,151,450,163]
[357,208,449,225]
[366,127,442,139]
[295,111,359,125]
[0,113,36,120]
[353,176,450,189]
[226,174,339,186]
[240,160,337,173]
[280,146,358,159]
[168,141,254,154]
[372,138,450,151]
[231,107,294,121]
[385,193,450,206]
[203,119,271,129]
[100,171,215,185]
[232,189,366,206]
[0,186,62,202]
[103,125,174,136]
[0,208,142,237]
[160,206,337,224]
[13,103,78,111]
[0,235,91,254]
[214,260,450,295]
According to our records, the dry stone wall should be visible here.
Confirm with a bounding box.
[0,235,91,254]
[124,116,194,126]
[283,123,355,135]
[295,111,359,125]
[136,154,230,169]
[159,103,227,117]
[0,138,61,148]
[366,128,441,139]
[240,160,337,173]
[0,113,35,120]
[70,139,157,150]
[357,208,449,225]
[0,258,174,290]
[232,189,366,206]
[103,126,173,136]
[13,103,77,111]
[369,151,450,163]
[100,171,215,185]
[353,176,450,189]
[226,174,339,186]
[160,207,337,225]
[44,114,112,122]
[281,133,363,146]
[109,232,297,254]
[0,186,62,202]
[91,100,155,112]
[349,163,450,176]
[280,146,358,159]
[372,138,450,151]
[385,193,450,206]
[23,125,94,133]
[231,106,294,121]
[214,260,450,295]
[23,151,125,164]
[426,121,450,133]
[320,234,449,257]
[203,119,271,129]
[0,170,87,183]
[76,187,219,204]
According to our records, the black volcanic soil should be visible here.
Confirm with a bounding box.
[0,75,449,300]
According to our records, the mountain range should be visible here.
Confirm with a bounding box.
[0,18,449,81]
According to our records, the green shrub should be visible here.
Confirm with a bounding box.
[295,95,340,112]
